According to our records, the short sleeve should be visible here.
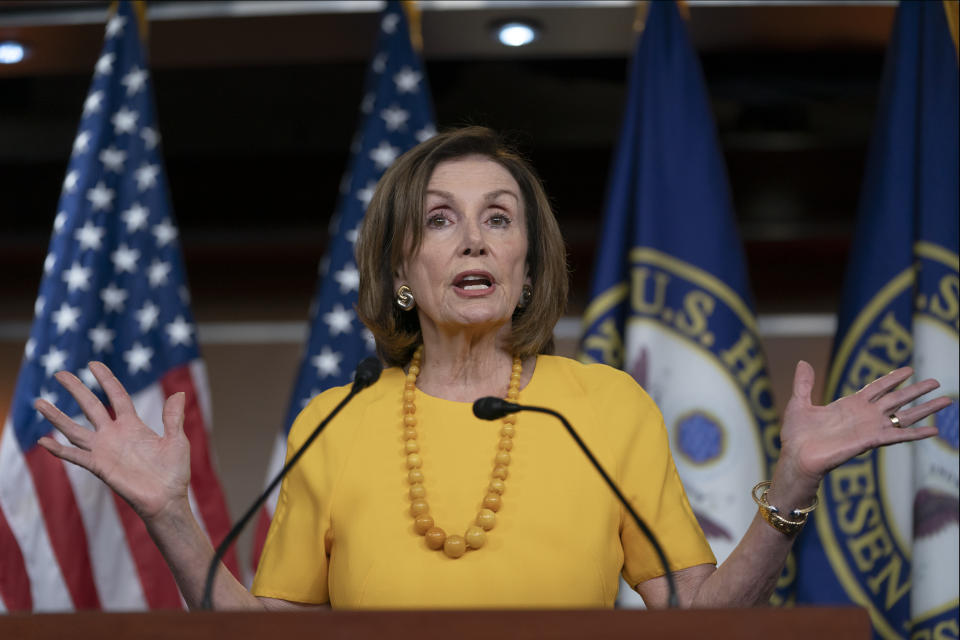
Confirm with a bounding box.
[250,385,351,604]
[592,367,717,586]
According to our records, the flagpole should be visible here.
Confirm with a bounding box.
[943,0,958,58]
[401,0,423,53]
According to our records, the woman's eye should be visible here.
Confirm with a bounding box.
[426,214,449,228]
[489,214,511,227]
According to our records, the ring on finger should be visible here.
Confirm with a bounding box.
[888,413,902,428]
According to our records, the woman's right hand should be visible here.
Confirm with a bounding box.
[35,362,278,611]
[35,361,191,524]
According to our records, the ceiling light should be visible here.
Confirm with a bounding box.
[0,41,27,65]
[495,21,539,48]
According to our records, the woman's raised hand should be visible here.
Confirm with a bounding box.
[776,361,949,490]
[34,361,191,523]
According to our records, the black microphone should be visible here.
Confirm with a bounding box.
[200,357,382,610]
[352,356,382,393]
[472,396,521,420]
[473,396,680,609]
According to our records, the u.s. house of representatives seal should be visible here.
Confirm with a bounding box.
[821,242,959,640]
[581,248,777,565]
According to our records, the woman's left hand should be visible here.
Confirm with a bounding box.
[775,361,949,493]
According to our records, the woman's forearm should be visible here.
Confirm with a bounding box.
[688,512,794,607]
[144,498,265,611]
[689,464,819,608]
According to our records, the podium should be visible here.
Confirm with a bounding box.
[0,607,870,639]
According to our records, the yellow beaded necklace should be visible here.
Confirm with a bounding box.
[402,344,521,558]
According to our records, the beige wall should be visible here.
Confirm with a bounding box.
[0,328,832,576]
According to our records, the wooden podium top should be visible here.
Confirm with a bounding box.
[1,606,870,640]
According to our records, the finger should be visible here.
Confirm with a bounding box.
[792,360,815,404]
[34,398,94,451]
[53,370,113,429]
[878,378,941,413]
[89,361,137,418]
[162,392,186,439]
[876,424,939,446]
[36,435,94,469]
[861,367,913,401]
[892,397,953,428]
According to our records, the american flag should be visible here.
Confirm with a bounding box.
[0,2,237,611]
[249,0,436,570]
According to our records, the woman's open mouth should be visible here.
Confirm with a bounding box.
[453,271,495,294]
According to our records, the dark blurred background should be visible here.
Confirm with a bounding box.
[1,0,896,323]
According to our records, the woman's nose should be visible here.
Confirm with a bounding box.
[460,218,486,256]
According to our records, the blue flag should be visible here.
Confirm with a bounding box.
[577,0,779,604]
[792,3,959,637]
[0,1,235,611]
[250,0,436,570]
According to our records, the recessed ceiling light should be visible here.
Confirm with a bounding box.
[0,41,27,65]
[494,21,539,48]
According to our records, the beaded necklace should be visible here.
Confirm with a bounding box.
[402,344,521,558]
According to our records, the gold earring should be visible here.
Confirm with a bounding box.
[519,284,532,309]
[396,285,415,311]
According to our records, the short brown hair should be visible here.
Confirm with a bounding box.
[355,126,568,366]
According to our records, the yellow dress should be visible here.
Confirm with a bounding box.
[251,355,715,608]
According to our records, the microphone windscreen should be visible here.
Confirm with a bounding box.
[353,357,383,391]
[473,396,512,420]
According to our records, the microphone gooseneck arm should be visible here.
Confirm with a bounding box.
[200,358,381,610]
[474,397,680,609]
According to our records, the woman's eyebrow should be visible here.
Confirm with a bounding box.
[484,189,520,203]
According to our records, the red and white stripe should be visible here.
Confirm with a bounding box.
[0,360,238,611]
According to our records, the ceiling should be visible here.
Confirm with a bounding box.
[0,1,899,321]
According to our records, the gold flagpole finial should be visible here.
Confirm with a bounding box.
[943,0,959,60]
[107,1,149,42]
[633,1,649,34]
[634,1,689,35]
[132,1,149,43]
[401,0,424,53]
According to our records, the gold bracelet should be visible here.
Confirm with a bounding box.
[751,481,818,537]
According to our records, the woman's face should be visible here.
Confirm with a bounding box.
[397,154,529,337]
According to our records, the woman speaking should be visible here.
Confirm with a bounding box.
[34,127,949,610]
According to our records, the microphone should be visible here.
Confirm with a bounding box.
[200,357,382,610]
[352,356,382,393]
[472,396,520,420]
[473,396,680,609]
